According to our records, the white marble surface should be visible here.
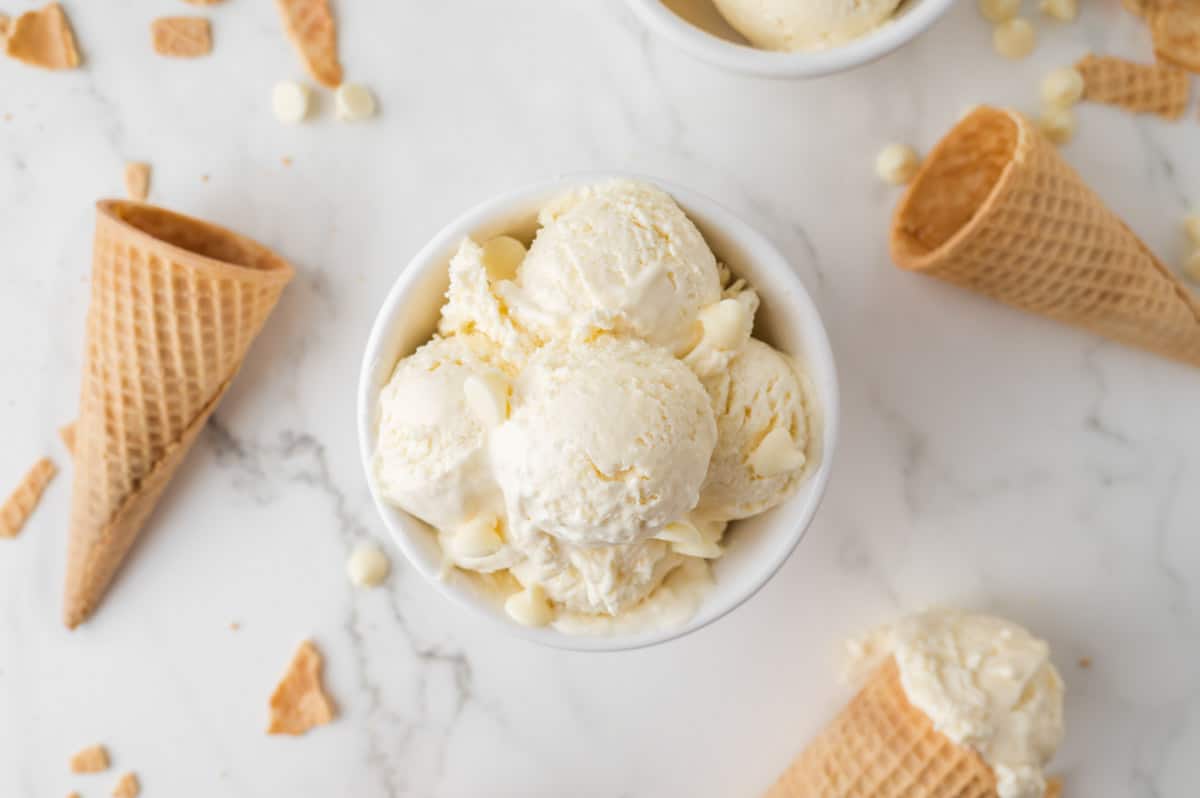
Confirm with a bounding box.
[1,1,1198,795]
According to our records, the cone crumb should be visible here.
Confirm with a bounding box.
[112,771,140,798]
[151,16,211,58]
[267,640,336,735]
[1,457,57,539]
[1078,656,1092,669]
[275,0,342,88]
[60,421,77,455]
[4,2,81,70]
[69,743,110,773]
[124,162,151,202]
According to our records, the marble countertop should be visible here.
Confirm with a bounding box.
[2,1,1198,795]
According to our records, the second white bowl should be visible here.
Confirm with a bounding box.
[625,0,956,79]
[357,174,839,651]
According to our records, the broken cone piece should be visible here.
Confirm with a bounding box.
[268,640,337,735]
[4,2,80,70]
[1,457,57,539]
[275,0,342,88]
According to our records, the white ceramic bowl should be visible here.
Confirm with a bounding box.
[625,0,955,79]
[357,174,839,651]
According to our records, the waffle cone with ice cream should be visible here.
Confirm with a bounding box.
[768,609,1065,798]
[891,105,1200,368]
[63,200,293,628]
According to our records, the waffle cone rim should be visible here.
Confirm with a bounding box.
[94,199,295,286]
[889,105,1030,274]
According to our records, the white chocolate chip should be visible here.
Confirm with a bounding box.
[346,543,390,587]
[1185,249,1200,282]
[697,298,749,352]
[463,374,509,428]
[978,0,1020,22]
[875,143,920,186]
[653,521,704,546]
[272,81,310,124]
[334,83,377,122]
[1040,0,1078,21]
[653,520,723,558]
[481,236,526,281]
[505,584,554,627]
[453,515,504,559]
[1038,107,1076,145]
[1184,214,1200,247]
[994,18,1036,59]
[747,427,807,478]
[1040,67,1085,108]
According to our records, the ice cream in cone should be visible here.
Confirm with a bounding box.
[768,609,1065,798]
[891,106,1200,368]
[64,200,294,628]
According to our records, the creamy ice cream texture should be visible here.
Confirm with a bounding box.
[712,0,903,51]
[502,180,722,355]
[375,179,816,634]
[845,608,1065,798]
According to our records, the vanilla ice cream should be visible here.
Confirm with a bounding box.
[374,180,819,635]
[845,609,1065,798]
[504,180,722,355]
[438,237,537,367]
[712,0,903,51]
[492,336,717,547]
[373,334,506,530]
[695,339,812,521]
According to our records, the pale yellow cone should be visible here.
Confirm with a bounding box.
[64,200,293,628]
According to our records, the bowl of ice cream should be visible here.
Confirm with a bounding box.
[625,0,956,79]
[357,175,838,651]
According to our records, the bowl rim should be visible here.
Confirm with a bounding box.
[623,0,957,79]
[356,172,840,652]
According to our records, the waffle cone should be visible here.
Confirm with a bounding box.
[64,200,294,628]
[767,658,997,797]
[891,106,1200,368]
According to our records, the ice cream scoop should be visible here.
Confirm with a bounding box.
[711,0,903,51]
[504,179,721,355]
[695,338,811,521]
[373,334,506,530]
[492,335,717,547]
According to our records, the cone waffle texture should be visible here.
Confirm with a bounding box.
[891,106,1200,367]
[1075,54,1190,119]
[64,200,293,628]
[767,658,997,797]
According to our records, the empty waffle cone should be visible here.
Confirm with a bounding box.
[891,106,1200,368]
[64,200,294,628]
[767,658,999,797]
